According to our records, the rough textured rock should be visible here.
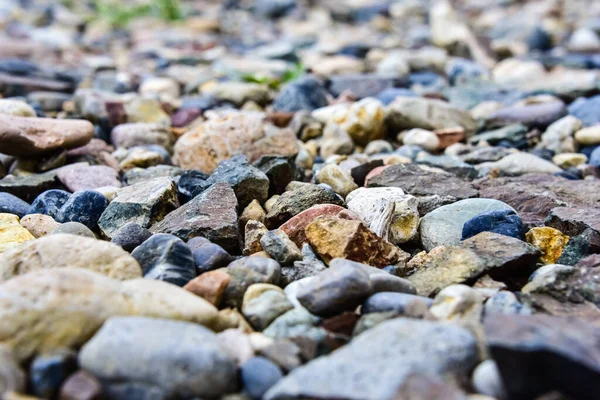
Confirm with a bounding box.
[0,233,141,281]
[408,232,540,296]
[53,221,96,238]
[184,270,231,306]
[0,213,34,253]
[305,215,409,268]
[545,207,600,250]
[20,213,60,238]
[151,183,240,253]
[260,229,302,265]
[187,237,234,274]
[525,227,570,264]
[26,189,70,218]
[98,177,179,239]
[0,115,94,156]
[221,256,281,309]
[79,317,237,398]
[486,313,600,400]
[315,164,358,198]
[242,288,293,331]
[273,76,329,112]
[279,204,353,247]
[265,318,478,400]
[0,268,220,361]
[55,190,108,230]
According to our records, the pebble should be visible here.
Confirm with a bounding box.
[462,209,524,240]
[55,190,108,230]
[19,213,59,238]
[402,128,440,151]
[184,270,231,306]
[221,256,281,309]
[0,346,25,394]
[361,292,433,314]
[315,163,358,197]
[574,126,600,145]
[187,237,234,274]
[472,360,507,399]
[29,349,77,399]
[0,98,36,117]
[242,287,293,331]
[260,229,302,265]
[26,189,70,218]
[0,192,30,217]
[110,222,153,252]
[273,76,329,112]
[56,164,121,192]
[52,221,96,238]
[552,152,587,168]
[0,213,35,253]
[242,357,283,399]
[58,370,102,400]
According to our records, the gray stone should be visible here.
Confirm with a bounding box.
[263,308,326,343]
[476,152,562,176]
[281,244,327,285]
[52,221,95,238]
[362,292,433,314]
[123,165,183,185]
[243,290,294,331]
[419,198,515,251]
[0,170,58,202]
[0,345,25,394]
[265,318,478,400]
[79,316,238,398]
[221,257,281,308]
[472,360,507,399]
[111,122,175,150]
[260,229,302,266]
[110,222,153,252]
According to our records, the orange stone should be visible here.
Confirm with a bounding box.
[184,270,231,306]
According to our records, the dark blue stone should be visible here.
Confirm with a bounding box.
[187,237,234,274]
[568,95,600,127]
[272,76,329,112]
[241,357,283,399]
[461,209,524,240]
[111,222,153,252]
[131,234,196,286]
[26,189,71,218]
[553,169,582,180]
[580,144,599,159]
[590,146,600,168]
[254,0,296,19]
[30,350,78,399]
[527,26,553,52]
[529,148,554,161]
[362,292,433,314]
[55,190,108,230]
[176,170,209,203]
[408,71,445,88]
[338,44,371,59]
[102,382,165,400]
[446,58,485,85]
[254,155,301,195]
[180,95,217,111]
[375,88,415,105]
[0,192,30,217]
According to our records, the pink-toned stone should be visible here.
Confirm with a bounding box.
[57,164,121,192]
[364,165,390,186]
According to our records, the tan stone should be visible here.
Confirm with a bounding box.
[552,152,587,168]
[243,220,268,256]
[574,126,600,146]
[525,227,569,264]
[0,99,36,117]
[316,164,358,197]
[242,283,284,307]
[184,270,231,306]
[305,215,409,268]
[240,199,266,229]
[0,233,141,281]
[0,268,220,361]
[19,214,60,238]
[0,214,34,253]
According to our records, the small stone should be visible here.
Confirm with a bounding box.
[0,192,30,217]
[52,221,95,238]
[260,229,302,266]
[184,270,231,306]
[279,204,352,247]
[151,183,240,253]
[264,184,344,229]
[525,227,570,264]
[472,360,507,400]
[0,115,93,157]
[98,177,179,239]
[110,222,153,252]
[484,291,531,316]
[0,99,36,117]
[0,213,34,253]
[0,171,59,202]
[30,350,78,399]
[79,316,237,398]
[187,237,234,274]
[537,115,581,154]
[462,209,524,241]
[101,382,165,400]
[55,190,108,230]
[240,199,266,229]
[131,234,196,287]
[221,256,281,309]
[552,152,587,168]
[402,128,440,151]
[273,76,329,113]
[241,357,283,400]
[568,95,600,127]
[361,292,433,314]
[118,147,164,170]
[111,122,175,150]
[420,198,515,251]
[476,153,562,175]
[306,215,409,268]
[243,288,294,331]
[26,189,70,218]
[20,214,59,238]
[58,371,101,400]
[262,308,326,343]
[243,220,268,256]
[320,123,354,159]
[204,81,270,106]
[217,329,254,366]
[56,164,120,192]
[254,156,300,196]
[315,164,358,197]
[0,346,25,394]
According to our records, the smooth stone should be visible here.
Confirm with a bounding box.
[55,190,108,230]
[537,115,581,154]
[460,147,512,164]
[361,292,433,314]
[0,213,34,253]
[472,360,507,400]
[241,357,283,400]
[420,198,515,251]
[552,152,587,168]
[574,126,600,146]
[111,122,175,150]
[30,349,77,399]
[0,98,36,117]
[102,382,166,400]
[217,329,254,366]
[243,289,294,331]
[98,177,179,239]
[416,154,478,180]
[19,214,59,238]
[26,189,70,218]
[131,234,196,287]
[402,128,440,152]
[0,193,30,217]
[187,237,234,274]
[272,76,329,113]
[0,114,93,156]
[590,146,600,167]
[204,81,270,106]
[485,313,600,399]
[462,209,524,240]
[315,164,358,198]
[0,346,25,394]
[0,268,220,361]
[56,164,121,192]
[110,222,153,252]
[477,152,562,175]
[484,291,531,316]
[52,221,95,238]
[221,256,281,309]
[184,270,231,307]
[486,100,566,128]
[262,308,326,343]
[79,317,237,398]
[260,229,302,266]
[265,319,478,400]
[525,227,570,264]
[264,184,344,229]
[151,183,240,254]
[568,95,600,127]
[58,370,102,400]
[327,74,407,100]
[320,123,354,159]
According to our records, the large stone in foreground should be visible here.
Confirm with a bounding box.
[0,233,141,282]
[79,317,237,398]
[486,313,600,400]
[0,268,220,361]
[265,318,478,400]
[150,183,240,253]
[0,114,94,156]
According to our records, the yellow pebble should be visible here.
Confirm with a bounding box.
[0,213,35,253]
[525,227,569,264]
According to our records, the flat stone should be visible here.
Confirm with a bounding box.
[0,171,59,202]
[0,233,141,281]
[0,115,93,156]
[55,190,108,230]
[151,183,240,254]
[184,270,231,306]
[265,318,478,400]
[131,234,196,287]
[361,292,433,314]
[79,316,237,398]
[0,213,34,253]
[53,221,95,238]
[264,184,344,229]
[0,98,36,117]
[486,100,566,127]
[485,313,600,399]
[111,122,175,150]
[568,95,600,127]
[26,189,70,218]
[56,164,121,192]
[306,215,409,268]
[0,193,30,217]
[58,370,101,400]
[419,198,515,251]
[0,268,220,361]
[402,128,440,151]
[98,177,179,239]
[408,232,540,296]
[545,207,600,250]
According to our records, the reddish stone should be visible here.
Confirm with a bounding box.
[364,165,389,186]
[265,111,294,127]
[434,127,466,150]
[184,270,231,306]
[59,370,101,400]
[279,204,357,247]
[171,108,202,128]
[321,311,360,337]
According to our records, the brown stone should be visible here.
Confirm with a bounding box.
[59,371,101,400]
[305,215,409,268]
[0,115,93,157]
[394,373,467,400]
[184,270,231,306]
[243,220,268,256]
[434,127,466,150]
[279,204,356,247]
